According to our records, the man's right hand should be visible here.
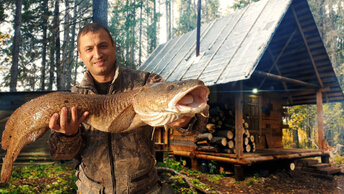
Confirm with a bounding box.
[49,106,89,136]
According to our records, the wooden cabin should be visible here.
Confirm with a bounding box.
[139,0,344,178]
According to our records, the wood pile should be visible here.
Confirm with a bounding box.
[195,104,256,154]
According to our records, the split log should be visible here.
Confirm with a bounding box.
[250,135,254,143]
[206,123,216,133]
[228,140,235,149]
[214,130,234,139]
[244,144,251,152]
[251,143,256,152]
[210,137,227,146]
[197,146,219,152]
[196,133,213,141]
[244,137,249,146]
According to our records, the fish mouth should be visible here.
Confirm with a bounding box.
[170,85,209,114]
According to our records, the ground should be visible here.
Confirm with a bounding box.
[158,158,344,193]
[194,169,344,193]
[1,160,343,193]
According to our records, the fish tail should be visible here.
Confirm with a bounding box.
[1,151,13,183]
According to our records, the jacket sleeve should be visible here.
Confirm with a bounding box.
[48,86,84,160]
[48,128,83,160]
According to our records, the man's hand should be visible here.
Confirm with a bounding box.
[167,116,192,129]
[49,106,89,136]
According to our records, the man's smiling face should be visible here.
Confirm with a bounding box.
[78,29,117,83]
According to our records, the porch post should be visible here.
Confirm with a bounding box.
[235,82,244,158]
[316,90,324,150]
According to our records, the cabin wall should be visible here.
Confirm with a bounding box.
[259,93,283,149]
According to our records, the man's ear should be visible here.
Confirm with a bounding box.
[78,50,82,60]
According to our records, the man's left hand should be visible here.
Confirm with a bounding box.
[167,116,192,129]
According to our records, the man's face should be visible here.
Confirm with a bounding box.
[78,29,117,82]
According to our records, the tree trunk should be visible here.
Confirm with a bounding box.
[62,0,70,90]
[66,0,78,89]
[10,0,23,92]
[48,33,55,91]
[130,0,136,69]
[40,0,49,91]
[125,0,129,66]
[152,0,157,51]
[293,128,299,148]
[138,1,143,66]
[165,0,170,40]
[93,0,108,27]
[54,0,62,90]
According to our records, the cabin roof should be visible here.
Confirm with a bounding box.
[138,0,344,105]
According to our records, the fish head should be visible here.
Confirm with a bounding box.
[133,79,209,126]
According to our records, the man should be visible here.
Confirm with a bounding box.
[48,23,206,193]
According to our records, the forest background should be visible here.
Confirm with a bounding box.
[0,0,344,149]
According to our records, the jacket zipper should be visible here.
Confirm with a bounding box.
[108,134,116,193]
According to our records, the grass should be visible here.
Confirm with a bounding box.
[0,163,77,193]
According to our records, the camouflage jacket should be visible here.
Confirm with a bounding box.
[48,65,164,194]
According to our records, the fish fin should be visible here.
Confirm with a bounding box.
[109,105,136,133]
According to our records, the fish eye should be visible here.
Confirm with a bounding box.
[167,85,175,90]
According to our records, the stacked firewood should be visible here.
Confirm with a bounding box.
[195,104,256,153]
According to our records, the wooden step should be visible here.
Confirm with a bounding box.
[317,167,341,175]
[309,163,330,170]
[296,159,319,167]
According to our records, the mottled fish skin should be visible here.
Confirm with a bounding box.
[0,79,209,183]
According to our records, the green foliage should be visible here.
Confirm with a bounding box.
[207,174,223,183]
[333,155,344,165]
[202,0,220,23]
[157,157,216,192]
[0,164,77,193]
[246,173,260,186]
[284,102,344,149]
[285,105,317,149]
[110,0,161,68]
[231,0,260,10]
[157,157,184,172]
[174,0,220,36]
[189,177,213,192]
[208,160,217,174]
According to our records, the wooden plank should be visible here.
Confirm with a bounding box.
[235,83,244,158]
[293,6,324,89]
[195,154,249,165]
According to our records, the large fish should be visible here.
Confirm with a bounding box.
[0,79,209,183]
